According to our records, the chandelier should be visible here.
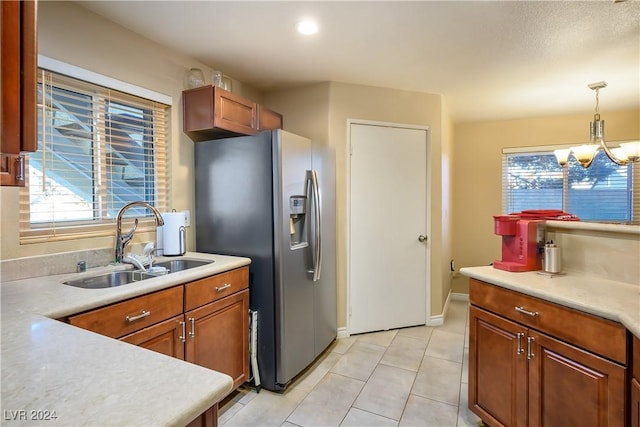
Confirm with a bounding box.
[554,81,640,168]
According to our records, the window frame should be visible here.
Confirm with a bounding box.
[502,144,638,224]
[19,58,171,244]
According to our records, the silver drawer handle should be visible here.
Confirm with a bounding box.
[515,306,539,318]
[125,310,151,323]
[189,317,195,338]
[516,332,525,355]
[179,321,186,343]
[215,283,232,292]
[527,336,535,360]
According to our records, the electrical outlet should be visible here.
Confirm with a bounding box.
[183,210,191,227]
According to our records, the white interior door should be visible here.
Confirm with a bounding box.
[349,122,428,335]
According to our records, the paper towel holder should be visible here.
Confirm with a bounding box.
[162,210,187,256]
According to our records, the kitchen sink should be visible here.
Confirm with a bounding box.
[63,258,214,289]
[153,258,213,273]
[64,270,155,289]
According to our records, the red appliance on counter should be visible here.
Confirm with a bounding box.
[493,210,579,272]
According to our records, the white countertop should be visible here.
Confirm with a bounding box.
[1,252,251,426]
[460,266,640,338]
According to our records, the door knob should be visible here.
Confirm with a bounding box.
[418,235,427,242]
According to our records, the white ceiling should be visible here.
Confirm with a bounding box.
[77,1,640,123]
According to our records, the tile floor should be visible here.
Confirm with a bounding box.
[219,299,482,427]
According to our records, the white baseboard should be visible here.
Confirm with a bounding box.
[428,314,444,326]
[427,289,451,326]
[336,327,349,339]
[339,291,469,334]
[451,292,469,302]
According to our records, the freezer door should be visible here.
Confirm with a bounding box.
[274,131,316,386]
[194,132,280,389]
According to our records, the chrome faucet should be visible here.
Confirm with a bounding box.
[115,201,164,264]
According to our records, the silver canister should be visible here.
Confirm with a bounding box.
[543,242,562,273]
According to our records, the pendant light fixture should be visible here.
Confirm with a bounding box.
[554,81,640,168]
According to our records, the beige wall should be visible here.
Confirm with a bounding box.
[451,109,640,293]
[1,2,455,333]
[267,82,454,329]
[6,0,635,333]
[0,1,260,260]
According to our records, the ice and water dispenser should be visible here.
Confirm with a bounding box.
[289,195,307,248]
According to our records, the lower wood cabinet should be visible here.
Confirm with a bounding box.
[469,306,527,427]
[469,278,628,427]
[67,266,250,424]
[185,405,218,427]
[186,289,250,390]
[120,314,186,359]
[630,379,640,427]
[632,336,640,427]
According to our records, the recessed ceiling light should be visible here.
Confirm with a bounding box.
[296,20,318,35]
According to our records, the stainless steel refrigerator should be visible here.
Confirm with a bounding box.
[194,129,336,391]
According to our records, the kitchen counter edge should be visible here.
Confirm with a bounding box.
[1,252,251,427]
[460,266,640,338]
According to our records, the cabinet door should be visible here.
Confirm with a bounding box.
[120,314,185,359]
[185,289,249,391]
[0,154,26,186]
[257,105,283,131]
[528,330,626,427]
[1,0,37,154]
[1,0,22,155]
[1,0,37,186]
[469,306,528,427]
[215,89,256,135]
[632,378,640,427]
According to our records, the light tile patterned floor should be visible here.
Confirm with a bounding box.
[220,299,482,427]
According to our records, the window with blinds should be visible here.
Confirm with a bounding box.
[19,69,169,243]
[502,146,638,223]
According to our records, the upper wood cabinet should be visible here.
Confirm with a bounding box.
[183,85,282,141]
[257,104,283,132]
[1,0,37,186]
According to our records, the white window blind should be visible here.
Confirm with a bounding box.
[502,146,638,223]
[19,69,170,243]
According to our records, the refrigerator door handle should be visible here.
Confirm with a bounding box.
[307,170,322,281]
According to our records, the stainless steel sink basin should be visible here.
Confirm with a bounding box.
[153,258,213,273]
[64,270,155,289]
[63,258,213,289]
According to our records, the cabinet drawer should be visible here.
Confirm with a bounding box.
[185,266,249,311]
[68,286,183,339]
[469,278,627,364]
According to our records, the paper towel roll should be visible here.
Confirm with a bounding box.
[162,212,186,256]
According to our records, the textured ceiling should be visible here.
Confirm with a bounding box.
[77,1,640,123]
